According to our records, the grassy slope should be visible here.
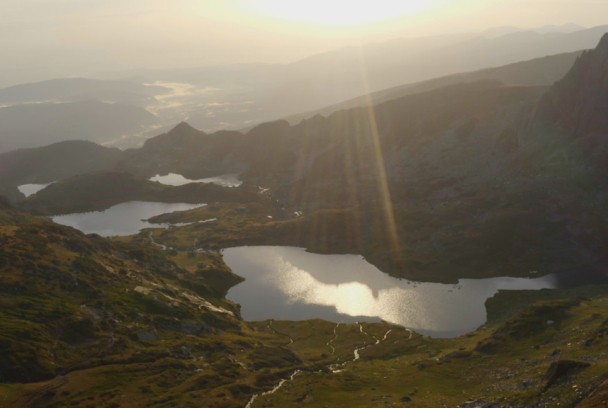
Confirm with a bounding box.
[1,280,606,407]
[252,289,608,408]
[0,201,607,407]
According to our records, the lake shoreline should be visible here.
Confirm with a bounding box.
[223,245,561,338]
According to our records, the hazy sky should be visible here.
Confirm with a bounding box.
[1,0,607,84]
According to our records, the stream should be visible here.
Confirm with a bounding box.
[246,322,400,407]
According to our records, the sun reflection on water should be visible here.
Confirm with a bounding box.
[225,246,557,337]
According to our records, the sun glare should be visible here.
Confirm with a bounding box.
[247,0,441,26]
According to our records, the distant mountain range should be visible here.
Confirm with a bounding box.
[245,25,608,126]
[0,100,160,153]
[285,50,584,124]
[1,26,606,152]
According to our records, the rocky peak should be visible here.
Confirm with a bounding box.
[170,121,199,135]
[532,33,608,140]
[597,33,608,55]
[142,121,205,150]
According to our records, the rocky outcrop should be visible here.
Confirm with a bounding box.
[543,359,590,390]
[525,33,608,161]
[535,33,608,138]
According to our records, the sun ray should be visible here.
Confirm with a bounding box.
[354,46,402,256]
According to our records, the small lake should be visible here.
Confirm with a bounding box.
[150,172,242,188]
[224,246,558,338]
[52,201,204,237]
[18,183,53,197]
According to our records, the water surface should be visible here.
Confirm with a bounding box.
[150,172,242,187]
[18,183,53,197]
[52,201,204,237]
[224,246,558,338]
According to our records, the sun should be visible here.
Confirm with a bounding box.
[247,0,441,27]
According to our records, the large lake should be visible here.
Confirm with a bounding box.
[224,246,558,338]
[150,172,242,188]
[52,201,204,237]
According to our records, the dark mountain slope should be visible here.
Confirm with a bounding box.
[131,35,608,282]
[119,122,247,178]
[226,35,608,282]
[529,33,608,153]
[143,81,575,282]
[0,141,123,186]
[21,171,267,215]
[0,140,123,203]
[230,81,545,211]
[120,80,543,192]
[517,33,608,277]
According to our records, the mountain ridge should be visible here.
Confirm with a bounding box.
[284,50,584,125]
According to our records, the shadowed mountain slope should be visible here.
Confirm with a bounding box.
[0,141,124,203]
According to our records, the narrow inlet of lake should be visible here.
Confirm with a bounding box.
[150,172,242,187]
[52,201,205,236]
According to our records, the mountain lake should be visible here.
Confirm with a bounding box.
[52,201,205,236]
[224,246,558,338]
